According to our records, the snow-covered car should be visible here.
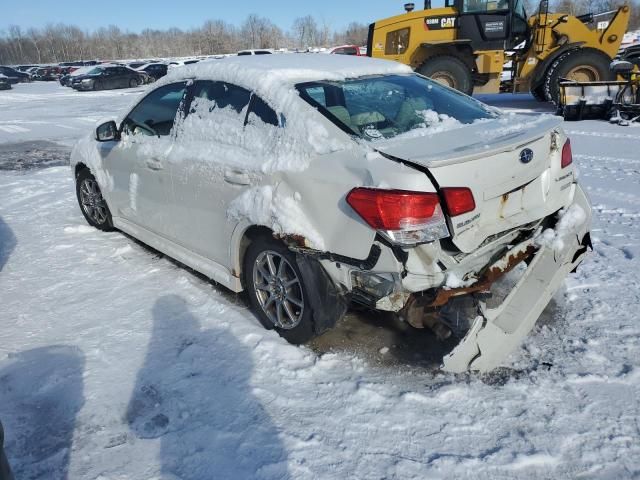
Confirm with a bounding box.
[70,55,592,373]
[328,45,365,56]
[0,74,10,90]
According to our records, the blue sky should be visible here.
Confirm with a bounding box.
[2,1,446,33]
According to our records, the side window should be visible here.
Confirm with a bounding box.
[246,95,279,127]
[123,82,187,137]
[305,86,327,107]
[191,81,251,115]
[385,28,410,55]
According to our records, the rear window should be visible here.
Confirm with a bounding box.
[297,74,496,141]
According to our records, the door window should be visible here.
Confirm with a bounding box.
[123,82,187,137]
[246,95,279,127]
[191,81,251,115]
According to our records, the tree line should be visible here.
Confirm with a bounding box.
[1,1,639,65]
[0,15,369,65]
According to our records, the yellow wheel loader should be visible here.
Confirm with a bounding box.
[367,0,631,104]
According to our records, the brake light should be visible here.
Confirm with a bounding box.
[346,188,449,245]
[561,139,573,168]
[441,187,476,217]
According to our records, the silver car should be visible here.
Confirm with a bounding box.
[70,55,592,373]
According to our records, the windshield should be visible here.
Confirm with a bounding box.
[296,74,497,141]
[86,67,103,75]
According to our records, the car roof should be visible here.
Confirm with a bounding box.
[162,54,411,88]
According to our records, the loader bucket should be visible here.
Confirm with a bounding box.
[557,80,626,121]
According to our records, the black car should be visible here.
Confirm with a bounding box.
[0,66,31,84]
[136,63,168,81]
[0,75,11,90]
[71,66,144,91]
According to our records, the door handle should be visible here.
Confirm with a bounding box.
[146,158,163,171]
[224,169,251,186]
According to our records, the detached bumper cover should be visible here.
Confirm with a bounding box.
[442,185,592,373]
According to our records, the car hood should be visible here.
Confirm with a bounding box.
[372,114,562,168]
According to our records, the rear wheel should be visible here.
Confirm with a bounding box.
[76,169,113,231]
[129,78,139,88]
[417,56,474,95]
[544,49,614,105]
[243,236,317,344]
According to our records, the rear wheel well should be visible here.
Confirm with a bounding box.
[237,225,276,288]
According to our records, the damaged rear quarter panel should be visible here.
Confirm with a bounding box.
[275,150,438,260]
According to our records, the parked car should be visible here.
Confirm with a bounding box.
[127,61,147,69]
[168,59,201,70]
[328,45,365,56]
[0,66,30,83]
[135,63,168,81]
[0,74,11,90]
[70,55,592,373]
[70,65,144,91]
[237,49,273,56]
[32,66,62,81]
[60,65,93,86]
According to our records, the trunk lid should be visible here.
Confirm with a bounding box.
[374,115,574,253]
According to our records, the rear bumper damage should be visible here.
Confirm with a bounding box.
[312,183,591,373]
[442,184,592,372]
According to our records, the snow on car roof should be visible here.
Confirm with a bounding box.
[163,53,410,84]
[157,54,412,113]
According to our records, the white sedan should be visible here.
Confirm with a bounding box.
[70,55,592,373]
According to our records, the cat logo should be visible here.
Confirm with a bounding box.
[424,16,458,30]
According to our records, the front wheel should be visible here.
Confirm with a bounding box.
[243,236,317,344]
[544,49,614,105]
[76,169,114,231]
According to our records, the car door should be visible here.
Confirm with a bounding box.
[100,82,188,237]
[168,81,281,267]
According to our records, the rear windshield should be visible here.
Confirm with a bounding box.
[296,74,497,141]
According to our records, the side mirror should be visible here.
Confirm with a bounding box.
[95,120,119,142]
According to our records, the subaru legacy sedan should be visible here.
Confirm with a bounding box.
[70,55,591,373]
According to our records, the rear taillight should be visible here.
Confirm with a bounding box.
[561,139,573,168]
[346,188,449,246]
[441,187,476,217]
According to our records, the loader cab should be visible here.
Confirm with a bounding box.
[450,0,530,51]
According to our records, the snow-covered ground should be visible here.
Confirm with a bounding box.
[1,82,639,480]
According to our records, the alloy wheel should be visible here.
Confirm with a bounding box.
[79,178,108,225]
[252,251,304,330]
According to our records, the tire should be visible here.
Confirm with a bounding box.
[417,56,474,95]
[129,78,138,88]
[530,83,547,102]
[544,49,614,105]
[75,169,114,231]
[243,236,317,344]
[93,80,103,91]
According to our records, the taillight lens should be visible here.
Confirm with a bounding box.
[561,139,573,168]
[346,188,449,246]
[441,187,476,217]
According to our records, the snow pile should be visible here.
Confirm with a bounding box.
[227,186,325,250]
[536,204,587,252]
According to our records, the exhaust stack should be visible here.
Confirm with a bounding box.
[424,0,432,9]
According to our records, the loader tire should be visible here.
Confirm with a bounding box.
[530,84,546,102]
[417,56,474,95]
[544,49,614,105]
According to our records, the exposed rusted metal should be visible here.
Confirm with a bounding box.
[428,245,538,307]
